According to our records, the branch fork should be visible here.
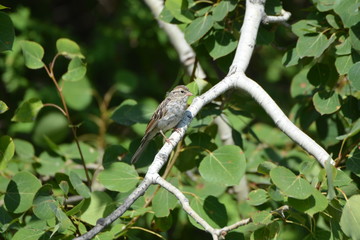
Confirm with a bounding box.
[75,0,334,239]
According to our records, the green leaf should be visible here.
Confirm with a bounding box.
[0,136,15,170]
[270,166,313,199]
[307,63,329,86]
[56,38,84,59]
[199,145,246,186]
[5,171,42,213]
[97,162,139,192]
[185,15,214,44]
[33,112,68,147]
[335,54,355,75]
[154,216,173,232]
[333,169,352,187]
[348,62,360,91]
[313,90,341,115]
[159,7,177,23]
[54,207,76,233]
[189,195,228,229]
[334,0,360,28]
[0,4,9,10]
[69,171,91,198]
[346,147,360,176]
[20,40,45,69]
[59,180,69,196]
[0,12,15,52]
[290,67,314,98]
[212,0,237,22]
[11,98,43,122]
[62,57,87,82]
[252,211,272,225]
[316,0,336,12]
[152,179,179,217]
[33,184,58,220]
[326,14,341,29]
[164,0,193,23]
[335,37,351,55]
[79,191,114,225]
[0,206,13,233]
[340,195,360,240]
[62,77,92,110]
[205,30,238,60]
[291,20,320,37]
[257,161,277,175]
[12,219,48,240]
[35,151,65,176]
[296,33,335,58]
[282,48,300,67]
[324,159,336,200]
[349,24,360,52]
[182,178,226,198]
[66,199,85,216]
[288,188,328,216]
[14,139,35,160]
[248,189,269,206]
[102,145,128,168]
[58,141,99,164]
[0,100,9,114]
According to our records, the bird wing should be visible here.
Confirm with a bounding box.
[144,97,170,136]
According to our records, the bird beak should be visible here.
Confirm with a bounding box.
[186,91,193,96]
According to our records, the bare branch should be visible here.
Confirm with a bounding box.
[143,0,206,79]
[263,9,292,24]
[76,0,334,238]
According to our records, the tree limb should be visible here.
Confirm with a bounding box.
[75,0,334,239]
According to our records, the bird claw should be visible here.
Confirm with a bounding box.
[165,137,175,147]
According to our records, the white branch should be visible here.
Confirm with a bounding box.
[143,0,206,79]
[155,176,216,235]
[263,9,292,24]
[76,0,335,238]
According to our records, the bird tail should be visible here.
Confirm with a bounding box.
[131,138,150,164]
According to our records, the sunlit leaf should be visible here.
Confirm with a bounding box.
[20,40,45,69]
[340,195,360,239]
[69,171,91,198]
[11,98,43,122]
[98,162,139,192]
[199,145,246,186]
[185,15,214,44]
[313,90,341,115]
[62,57,87,82]
[0,136,15,170]
[56,38,84,59]
[165,0,193,23]
[0,100,9,114]
[270,166,312,199]
[348,62,360,91]
[5,171,42,213]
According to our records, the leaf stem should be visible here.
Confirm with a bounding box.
[45,55,92,188]
[43,103,67,116]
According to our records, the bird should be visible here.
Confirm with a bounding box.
[131,85,193,164]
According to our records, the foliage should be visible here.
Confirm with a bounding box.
[0,0,360,240]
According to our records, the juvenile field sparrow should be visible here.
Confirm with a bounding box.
[131,85,193,164]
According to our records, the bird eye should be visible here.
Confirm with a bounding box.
[181,90,185,93]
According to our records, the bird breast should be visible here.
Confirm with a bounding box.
[156,97,187,132]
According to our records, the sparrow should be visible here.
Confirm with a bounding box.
[131,85,193,164]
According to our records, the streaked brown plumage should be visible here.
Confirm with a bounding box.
[131,85,193,164]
